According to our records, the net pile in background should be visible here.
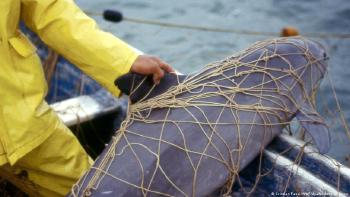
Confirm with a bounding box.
[69,37,350,196]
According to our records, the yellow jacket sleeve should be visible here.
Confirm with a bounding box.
[20,0,139,96]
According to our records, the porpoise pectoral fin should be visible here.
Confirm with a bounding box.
[115,73,187,103]
[295,100,331,154]
[115,73,154,102]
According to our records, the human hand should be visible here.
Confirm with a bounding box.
[130,55,175,85]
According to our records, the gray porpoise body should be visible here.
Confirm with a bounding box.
[69,37,330,197]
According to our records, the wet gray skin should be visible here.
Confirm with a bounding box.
[70,37,330,197]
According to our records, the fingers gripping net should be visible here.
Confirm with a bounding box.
[72,37,330,196]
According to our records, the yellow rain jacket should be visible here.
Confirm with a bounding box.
[0,0,138,166]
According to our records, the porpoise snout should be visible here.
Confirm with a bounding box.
[306,39,329,75]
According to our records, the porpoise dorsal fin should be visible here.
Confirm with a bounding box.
[295,99,331,154]
[115,73,186,103]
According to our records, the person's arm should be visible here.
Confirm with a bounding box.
[21,0,173,96]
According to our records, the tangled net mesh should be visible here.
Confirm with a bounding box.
[70,37,349,196]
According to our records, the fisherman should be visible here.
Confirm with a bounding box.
[0,0,173,196]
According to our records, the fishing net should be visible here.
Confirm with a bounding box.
[69,37,350,196]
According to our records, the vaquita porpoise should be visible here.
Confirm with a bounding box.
[69,37,330,197]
